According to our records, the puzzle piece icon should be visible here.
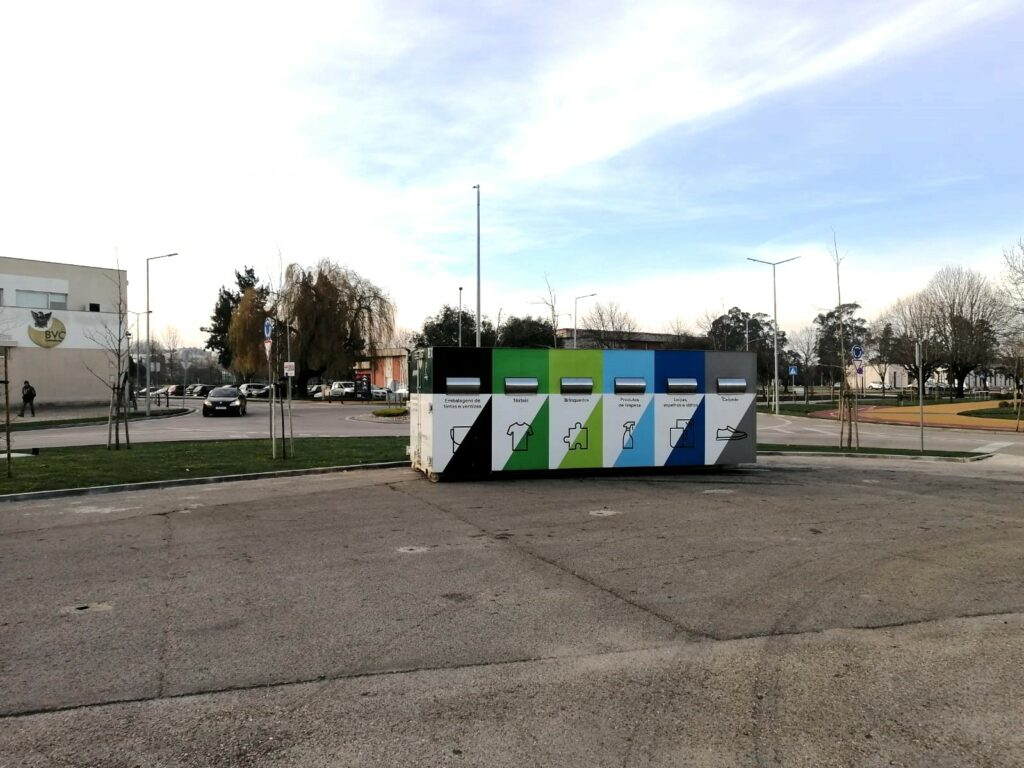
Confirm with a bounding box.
[564,422,588,450]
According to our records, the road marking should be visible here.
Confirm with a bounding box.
[975,442,1013,453]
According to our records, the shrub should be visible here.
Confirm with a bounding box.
[998,401,1010,409]
[372,408,408,418]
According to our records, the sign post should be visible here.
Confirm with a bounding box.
[283,361,295,459]
[788,364,797,401]
[264,337,274,459]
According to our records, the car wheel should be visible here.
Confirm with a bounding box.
[202,409,209,417]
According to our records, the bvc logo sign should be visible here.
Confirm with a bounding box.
[27,311,67,348]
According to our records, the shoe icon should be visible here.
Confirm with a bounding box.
[715,425,747,441]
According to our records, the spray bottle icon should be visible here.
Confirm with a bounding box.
[622,421,636,450]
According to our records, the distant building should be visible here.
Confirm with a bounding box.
[0,256,127,405]
[356,347,409,389]
[554,328,693,350]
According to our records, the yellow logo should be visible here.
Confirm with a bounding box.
[28,312,67,348]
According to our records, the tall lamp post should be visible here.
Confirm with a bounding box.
[458,286,463,347]
[473,184,481,347]
[574,293,597,349]
[146,252,177,415]
[747,256,799,415]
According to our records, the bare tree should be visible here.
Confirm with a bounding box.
[534,275,560,347]
[788,326,818,401]
[1003,238,1024,315]
[696,309,720,344]
[82,265,132,449]
[582,302,638,349]
[883,292,942,386]
[161,326,182,383]
[922,265,1008,397]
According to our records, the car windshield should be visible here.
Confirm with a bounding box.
[210,387,239,398]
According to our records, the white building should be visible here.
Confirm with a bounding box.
[0,256,128,406]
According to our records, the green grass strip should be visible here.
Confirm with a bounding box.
[5,409,190,431]
[957,408,1022,420]
[1,437,408,495]
[757,443,980,458]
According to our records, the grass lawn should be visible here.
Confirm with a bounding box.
[758,397,981,416]
[959,407,1024,420]
[1,437,408,495]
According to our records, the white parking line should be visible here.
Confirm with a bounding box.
[975,442,1013,453]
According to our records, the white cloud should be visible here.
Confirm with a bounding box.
[0,1,1016,349]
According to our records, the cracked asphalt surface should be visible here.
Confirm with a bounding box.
[1,455,1022,766]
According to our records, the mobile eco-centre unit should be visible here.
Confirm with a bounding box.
[409,347,756,480]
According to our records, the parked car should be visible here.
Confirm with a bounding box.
[371,386,389,400]
[312,381,355,400]
[166,384,185,396]
[185,384,204,396]
[867,381,884,390]
[193,384,215,397]
[239,383,270,398]
[202,386,247,417]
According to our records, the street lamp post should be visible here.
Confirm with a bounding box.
[473,184,481,347]
[747,256,799,415]
[574,293,597,350]
[458,286,463,347]
[146,252,177,415]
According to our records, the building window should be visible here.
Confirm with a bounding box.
[15,290,68,310]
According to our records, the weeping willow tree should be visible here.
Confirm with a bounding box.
[275,260,395,391]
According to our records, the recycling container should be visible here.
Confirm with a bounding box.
[409,347,756,480]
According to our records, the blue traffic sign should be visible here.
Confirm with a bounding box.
[264,317,273,339]
[788,365,798,376]
[851,344,864,361]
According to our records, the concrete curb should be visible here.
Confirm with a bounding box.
[0,448,991,504]
[757,450,992,463]
[8,408,193,432]
[0,461,412,504]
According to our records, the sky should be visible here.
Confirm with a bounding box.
[1,0,1022,348]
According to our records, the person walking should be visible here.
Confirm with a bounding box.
[19,380,36,417]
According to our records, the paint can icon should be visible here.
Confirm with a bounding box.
[450,425,471,450]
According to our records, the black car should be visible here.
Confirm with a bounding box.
[202,386,247,417]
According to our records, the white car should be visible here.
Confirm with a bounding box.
[867,381,884,390]
[312,381,355,400]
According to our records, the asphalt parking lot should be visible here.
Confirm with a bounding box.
[2,455,1022,766]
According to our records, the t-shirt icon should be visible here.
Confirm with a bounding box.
[507,421,534,452]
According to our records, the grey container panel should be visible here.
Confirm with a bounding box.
[446,377,482,394]
[666,377,699,393]
[504,377,539,394]
[560,377,594,394]
[614,377,647,394]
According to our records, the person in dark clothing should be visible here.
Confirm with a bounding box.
[19,380,36,417]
